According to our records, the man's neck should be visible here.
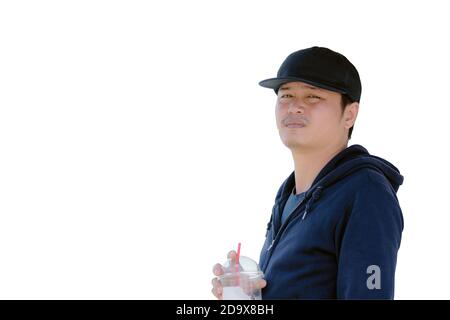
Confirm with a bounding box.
[292,143,348,194]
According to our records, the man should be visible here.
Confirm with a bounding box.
[211,46,404,299]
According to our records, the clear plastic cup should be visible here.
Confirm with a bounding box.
[218,256,264,300]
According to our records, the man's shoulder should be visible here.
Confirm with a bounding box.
[321,167,398,209]
[340,166,394,192]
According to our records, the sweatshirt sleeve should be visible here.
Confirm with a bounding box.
[336,172,404,299]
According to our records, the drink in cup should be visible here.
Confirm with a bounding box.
[218,255,264,300]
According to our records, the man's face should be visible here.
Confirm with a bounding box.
[275,81,357,151]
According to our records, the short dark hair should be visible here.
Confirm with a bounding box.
[341,94,355,140]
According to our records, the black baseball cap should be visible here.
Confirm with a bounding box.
[259,46,362,102]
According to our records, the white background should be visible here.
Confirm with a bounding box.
[0,0,449,299]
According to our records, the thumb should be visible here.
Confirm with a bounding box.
[227,250,237,262]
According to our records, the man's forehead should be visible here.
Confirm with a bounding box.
[279,82,324,91]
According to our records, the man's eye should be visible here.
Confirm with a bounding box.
[308,95,321,99]
[280,94,292,98]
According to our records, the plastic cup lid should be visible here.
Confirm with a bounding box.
[222,256,262,274]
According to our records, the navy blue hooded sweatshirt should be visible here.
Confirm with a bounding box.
[259,144,404,299]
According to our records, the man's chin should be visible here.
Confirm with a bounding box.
[282,139,310,150]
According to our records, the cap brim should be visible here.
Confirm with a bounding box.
[258,77,347,95]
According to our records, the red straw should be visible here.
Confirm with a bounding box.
[236,243,241,285]
[236,242,241,267]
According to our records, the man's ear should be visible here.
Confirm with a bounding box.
[344,102,359,129]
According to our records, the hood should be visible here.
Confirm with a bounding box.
[274,144,404,221]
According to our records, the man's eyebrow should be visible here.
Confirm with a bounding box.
[279,84,324,91]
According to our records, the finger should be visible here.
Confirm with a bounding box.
[211,278,223,299]
[258,279,267,289]
[212,278,223,296]
[211,287,222,299]
[211,287,223,300]
[212,263,224,276]
[227,250,237,261]
[211,277,222,289]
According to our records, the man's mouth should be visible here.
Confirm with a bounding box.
[283,117,307,128]
[286,124,305,128]
[285,122,306,128]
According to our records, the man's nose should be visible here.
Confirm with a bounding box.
[288,101,305,114]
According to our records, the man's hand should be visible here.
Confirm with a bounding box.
[211,250,267,300]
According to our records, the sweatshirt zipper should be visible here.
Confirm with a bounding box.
[262,197,308,271]
[267,197,307,251]
[267,239,275,251]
